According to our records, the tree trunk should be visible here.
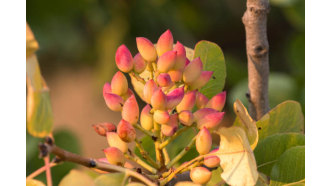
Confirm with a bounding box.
[242,0,270,120]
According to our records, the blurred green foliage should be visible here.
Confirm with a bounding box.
[27,0,304,112]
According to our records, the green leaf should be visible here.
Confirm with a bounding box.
[26,179,45,186]
[59,170,95,186]
[94,173,126,186]
[256,101,304,140]
[254,133,305,176]
[193,40,226,99]
[27,55,53,138]
[270,146,305,186]
[206,167,224,186]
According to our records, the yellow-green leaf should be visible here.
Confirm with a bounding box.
[94,173,126,186]
[26,179,45,186]
[215,126,258,186]
[26,23,39,58]
[233,99,258,150]
[27,55,53,138]
[256,101,304,140]
[59,170,95,186]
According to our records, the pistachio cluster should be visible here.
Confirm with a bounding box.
[93,30,226,185]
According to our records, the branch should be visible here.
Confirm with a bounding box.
[242,0,270,119]
[39,139,157,186]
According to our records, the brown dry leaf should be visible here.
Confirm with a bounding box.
[215,126,258,186]
[233,99,258,150]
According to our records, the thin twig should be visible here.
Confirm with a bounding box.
[162,148,170,165]
[44,156,52,186]
[124,154,158,174]
[26,163,57,180]
[40,141,157,186]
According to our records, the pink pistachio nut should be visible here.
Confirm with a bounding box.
[151,89,167,110]
[115,44,134,73]
[103,82,112,96]
[176,90,196,113]
[103,92,124,111]
[106,132,128,153]
[156,29,174,56]
[117,119,136,143]
[195,92,209,109]
[193,108,218,122]
[143,79,158,104]
[92,122,116,137]
[153,110,170,125]
[196,127,212,155]
[103,147,125,166]
[166,87,184,110]
[196,112,225,129]
[161,114,178,136]
[140,104,153,131]
[183,57,203,84]
[204,155,220,168]
[157,73,173,87]
[173,41,186,71]
[167,70,183,82]
[205,91,226,112]
[178,110,195,126]
[133,53,147,73]
[111,71,128,96]
[189,71,214,90]
[122,95,139,124]
[136,37,158,62]
[157,50,177,73]
[190,167,212,184]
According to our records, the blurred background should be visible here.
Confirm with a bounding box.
[27,0,304,184]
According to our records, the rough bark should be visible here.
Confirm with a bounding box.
[242,0,270,120]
